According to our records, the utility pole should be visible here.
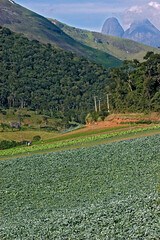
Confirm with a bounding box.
[93,96,97,112]
[106,94,110,113]
[98,99,101,112]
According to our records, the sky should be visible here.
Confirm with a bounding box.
[15,0,160,32]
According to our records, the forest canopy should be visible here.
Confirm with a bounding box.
[0,27,159,124]
[107,52,160,113]
[0,27,109,122]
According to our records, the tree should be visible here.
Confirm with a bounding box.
[43,116,48,126]
[37,119,42,129]
[0,27,109,123]
[106,52,160,112]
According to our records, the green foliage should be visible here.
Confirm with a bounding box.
[0,140,17,150]
[1,123,10,131]
[0,139,28,150]
[0,125,159,156]
[107,52,160,112]
[0,27,111,122]
[23,114,31,118]
[120,120,153,125]
[33,135,41,141]
[135,120,152,124]
[0,108,6,115]
[0,135,159,238]
[85,112,96,123]
[43,116,48,126]
[85,110,109,123]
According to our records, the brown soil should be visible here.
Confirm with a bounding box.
[67,113,160,135]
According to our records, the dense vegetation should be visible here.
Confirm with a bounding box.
[0,27,110,122]
[1,135,159,239]
[0,27,159,125]
[107,52,160,112]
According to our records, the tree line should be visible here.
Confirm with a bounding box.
[0,27,109,122]
[106,52,160,113]
[0,27,159,124]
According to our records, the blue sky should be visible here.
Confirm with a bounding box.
[15,0,160,31]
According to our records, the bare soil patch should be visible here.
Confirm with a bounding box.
[66,113,160,136]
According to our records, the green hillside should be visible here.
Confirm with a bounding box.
[0,27,110,122]
[53,19,160,61]
[0,0,121,68]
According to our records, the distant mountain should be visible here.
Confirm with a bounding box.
[53,19,160,62]
[101,17,160,48]
[101,17,124,38]
[123,19,160,48]
[0,0,121,68]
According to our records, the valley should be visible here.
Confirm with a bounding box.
[0,1,160,239]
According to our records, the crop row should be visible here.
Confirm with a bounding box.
[38,125,128,144]
[0,125,159,156]
[1,135,160,239]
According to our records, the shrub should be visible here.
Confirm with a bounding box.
[1,123,10,131]
[0,109,6,115]
[97,116,102,122]
[135,120,152,124]
[23,124,29,127]
[85,113,94,124]
[24,114,31,117]
[33,135,41,141]
[0,140,17,150]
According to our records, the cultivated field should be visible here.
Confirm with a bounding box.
[1,134,160,239]
[0,125,160,158]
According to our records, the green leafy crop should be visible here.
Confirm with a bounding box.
[0,135,160,239]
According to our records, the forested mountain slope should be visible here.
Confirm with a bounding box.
[0,27,110,122]
[53,19,160,62]
[0,0,121,68]
[107,52,160,112]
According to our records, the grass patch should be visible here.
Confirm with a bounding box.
[0,130,57,142]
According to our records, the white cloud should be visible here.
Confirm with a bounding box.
[148,1,160,8]
[129,6,143,13]
[123,1,160,30]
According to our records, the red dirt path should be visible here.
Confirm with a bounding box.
[67,113,160,135]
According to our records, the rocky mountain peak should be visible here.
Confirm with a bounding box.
[101,17,124,38]
[101,17,160,48]
[123,18,160,48]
